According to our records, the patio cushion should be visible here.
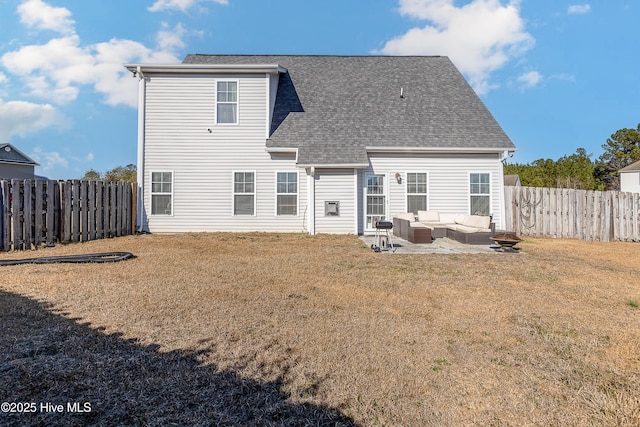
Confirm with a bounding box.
[454,214,491,229]
[417,210,440,222]
[409,222,429,228]
[448,224,482,233]
[395,212,416,222]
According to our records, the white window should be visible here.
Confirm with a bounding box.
[151,172,173,215]
[276,172,297,216]
[234,172,255,215]
[470,173,490,215]
[217,81,238,124]
[406,172,427,214]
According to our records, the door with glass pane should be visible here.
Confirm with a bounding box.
[365,174,386,231]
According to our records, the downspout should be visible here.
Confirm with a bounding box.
[497,150,511,231]
[135,66,147,232]
[308,167,315,235]
[353,168,359,235]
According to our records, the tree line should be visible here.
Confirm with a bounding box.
[81,164,137,182]
[504,124,640,191]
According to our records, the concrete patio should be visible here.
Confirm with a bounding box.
[360,235,509,254]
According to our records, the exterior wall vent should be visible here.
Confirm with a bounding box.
[324,201,339,216]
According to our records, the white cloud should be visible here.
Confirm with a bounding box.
[0,98,69,141]
[17,0,75,35]
[568,4,591,15]
[517,70,542,89]
[157,22,187,51]
[1,16,183,107]
[30,146,69,172]
[148,0,228,13]
[377,0,534,94]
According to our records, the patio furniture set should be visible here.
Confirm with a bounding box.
[392,211,496,245]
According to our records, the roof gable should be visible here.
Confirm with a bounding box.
[183,55,516,166]
[0,143,38,166]
[619,159,640,172]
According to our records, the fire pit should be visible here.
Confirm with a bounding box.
[492,233,523,253]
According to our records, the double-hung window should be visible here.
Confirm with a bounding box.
[234,172,255,215]
[276,172,297,216]
[217,81,238,124]
[406,172,427,214]
[470,173,490,215]
[151,172,173,215]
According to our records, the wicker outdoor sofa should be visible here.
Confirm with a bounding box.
[393,211,496,245]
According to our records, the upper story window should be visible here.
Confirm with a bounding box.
[470,173,490,215]
[217,81,238,124]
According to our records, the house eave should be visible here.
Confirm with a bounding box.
[366,146,517,155]
[265,147,298,154]
[296,163,369,169]
[0,160,39,166]
[124,63,287,75]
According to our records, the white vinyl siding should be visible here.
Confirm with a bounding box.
[620,171,640,193]
[142,73,308,232]
[314,169,356,234]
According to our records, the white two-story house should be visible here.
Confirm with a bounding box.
[125,55,516,235]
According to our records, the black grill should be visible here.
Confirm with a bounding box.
[371,221,395,252]
[375,221,393,230]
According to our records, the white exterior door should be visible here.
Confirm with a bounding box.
[364,173,386,232]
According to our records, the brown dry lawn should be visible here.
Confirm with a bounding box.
[1,233,639,426]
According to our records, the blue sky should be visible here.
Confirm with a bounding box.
[0,0,638,179]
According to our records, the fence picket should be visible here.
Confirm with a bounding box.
[80,180,88,242]
[1,180,10,251]
[47,181,56,246]
[12,179,23,250]
[34,180,44,247]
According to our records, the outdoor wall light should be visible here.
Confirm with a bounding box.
[395,172,402,184]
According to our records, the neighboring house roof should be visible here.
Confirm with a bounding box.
[182,55,516,166]
[0,143,39,166]
[504,174,521,186]
[619,159,640,172]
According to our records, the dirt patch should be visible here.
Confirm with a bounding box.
[1,233,639,426]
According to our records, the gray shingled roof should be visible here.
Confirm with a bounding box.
[0,143,38,165]
[183,55,516,166]
[619,159,640,172]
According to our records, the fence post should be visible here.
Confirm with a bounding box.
[0,180,9,251]
[88,181,96,241]
[108,182,114,237]
[34,180,44,247]
[46,180,56,246]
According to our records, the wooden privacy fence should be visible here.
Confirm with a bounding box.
[0,179,136,251]
[504,186,640,242]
